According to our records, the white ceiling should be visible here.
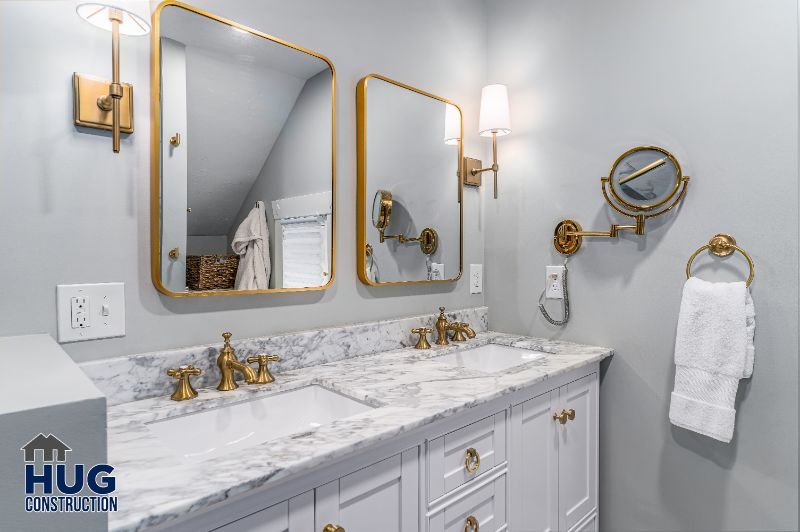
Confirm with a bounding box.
[160,5,329,237]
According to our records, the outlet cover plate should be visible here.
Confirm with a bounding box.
[470,264,483,294]
[57,283,125,343]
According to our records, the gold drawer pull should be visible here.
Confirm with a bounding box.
[322,525,344,532]
[464,447,481,474]
[553,409,576,424]
[464,515,480,532]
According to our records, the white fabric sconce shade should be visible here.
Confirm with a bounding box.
[443,103,461,145]
[478,84,511,137]
[77,3,151,36]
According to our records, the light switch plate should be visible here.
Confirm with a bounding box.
[470,264,483,294]
[57,283,126,343]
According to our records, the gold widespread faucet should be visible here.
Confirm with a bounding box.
[216,332,258,391]
[434,307,476,345]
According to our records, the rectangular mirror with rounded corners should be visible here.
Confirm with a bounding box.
[151,1,335,296]
[356,74,463,286]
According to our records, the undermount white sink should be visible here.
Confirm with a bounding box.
[147,385,374,462]
[437,344,548,373]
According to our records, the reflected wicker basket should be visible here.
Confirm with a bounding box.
[186,255,239,291]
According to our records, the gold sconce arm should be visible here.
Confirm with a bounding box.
[469,132,500,198]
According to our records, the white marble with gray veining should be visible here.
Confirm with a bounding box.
[107,330,612,531]
[80,307,488,406]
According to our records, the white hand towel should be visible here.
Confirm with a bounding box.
[231,201,271,290]
[669,277,755,443]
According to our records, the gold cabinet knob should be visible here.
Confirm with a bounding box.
[553,409,576,424]
[322,525,344,532]
[169,132,181,146]
[166,365,201,401]
[411,327,432,349]
[246,353,280,384]
[168,247,180,260]
[464,515,480,532]
[464,447,481,474]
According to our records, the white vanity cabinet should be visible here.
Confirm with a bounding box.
[315,448,420,532]
[162,364,600,532]
[510,372,598,532]
[213,491,314,532]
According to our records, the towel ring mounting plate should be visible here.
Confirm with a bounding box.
[686,233,755,287]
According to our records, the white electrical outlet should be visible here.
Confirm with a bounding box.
[70,296,90,329]
[57,283,126,342]
[470,264,483,294]
[430,263,445,280]
[546,265,565,299]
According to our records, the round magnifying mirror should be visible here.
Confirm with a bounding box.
[608,147,682,211]
[372,190,392,229]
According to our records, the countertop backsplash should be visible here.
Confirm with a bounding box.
[80,307,488,406]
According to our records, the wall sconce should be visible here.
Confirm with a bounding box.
[73,3,150,153]
[464,84,511,198]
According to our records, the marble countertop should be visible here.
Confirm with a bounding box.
[108,332,613,531]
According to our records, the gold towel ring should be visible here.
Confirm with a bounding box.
[686,233,755,287]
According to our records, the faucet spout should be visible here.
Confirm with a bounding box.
[216,332,257,391]
[228,359,257,383]
[462,324,476,339]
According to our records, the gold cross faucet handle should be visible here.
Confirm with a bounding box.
[411,327,432,349]
[246,354,280,384]
[166,365,202,401]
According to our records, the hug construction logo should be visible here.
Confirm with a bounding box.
[21,433,118,513]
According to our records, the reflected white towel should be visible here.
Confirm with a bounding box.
[231,201,271,290]
[669,277,755,443]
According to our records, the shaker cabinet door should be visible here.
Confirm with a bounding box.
[510,390,558,532]
[315,447,420,532]
[213,490,314,532]
[557,373,598,531]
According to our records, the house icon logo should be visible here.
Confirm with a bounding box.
[21,433,72,462]
[21,433,119,513]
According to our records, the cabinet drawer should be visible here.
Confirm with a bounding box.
[428,472,507,532]
[428,411,506,501]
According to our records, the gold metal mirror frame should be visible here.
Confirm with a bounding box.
[150,1,337,297]
[554,145,690,255]
[356,74,463,285]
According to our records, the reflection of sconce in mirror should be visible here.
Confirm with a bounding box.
[73,3,150,153]
[372,190,438,255]
[553,146,690,255]
[463,84,511,198]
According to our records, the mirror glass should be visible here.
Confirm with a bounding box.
[357,75,462,285]
[610,147,680,210]
[154,5,334,295]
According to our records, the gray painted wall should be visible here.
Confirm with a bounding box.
[0,0,488,363]
[484,1,799,530]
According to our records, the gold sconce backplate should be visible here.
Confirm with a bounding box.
[462,157,483,187]
[554,219,583,255]
[73,73,133,133]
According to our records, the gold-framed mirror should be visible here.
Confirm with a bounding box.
[554,145,690,255]
[356,74,463,285]
[151,1,336,296]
